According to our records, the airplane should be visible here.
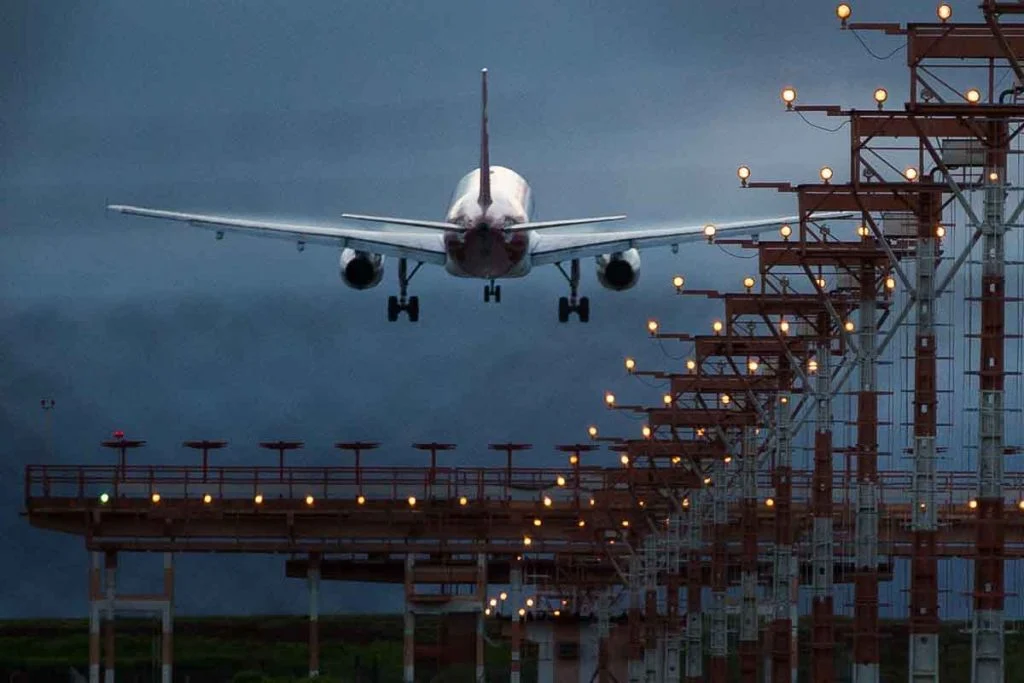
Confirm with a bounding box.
[107,69,853,323]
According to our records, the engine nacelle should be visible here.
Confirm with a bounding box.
[339,248,385,289]
[595,248,641,291]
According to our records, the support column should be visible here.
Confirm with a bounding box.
[161,553,174,683]
[597,589,612,683]
[852,262,880,683]
[770,386,794,683]
[684,493,702,683]
[403,554,415,683]
[709,456,728,683]
[103,551,116,683]
[627,555,644,683]
[910,199,940,683]
[89,552,102,683]
[535,621,555,683]
[308,553,321,679]
[477,553,487,683]
[643,536,660,683]
[664,569,681,683]
[811,330,836,683]
[972,132,1007,683]
[511,565,523,683]
[739,427,759,683]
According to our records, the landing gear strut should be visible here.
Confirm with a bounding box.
[387,258,422,322]
[556,259,589,323]
[484,279,502,303]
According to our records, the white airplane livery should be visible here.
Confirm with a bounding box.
[108,69,851,322]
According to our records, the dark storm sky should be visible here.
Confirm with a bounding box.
[3,0,1008,619]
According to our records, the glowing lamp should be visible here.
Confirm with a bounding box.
[604,392,616,406]
[203,493,213,504]
[686,359,697,371]
[663,393,673,406]
[989,171,999,182]
[936,225,946,238]
[587,425,598,439]
[485,608,492,616]
[779,319,790,334]
[534,518,542,527]
[969,499,978,510]
[254,494,265,504]
[820,166,834,183]
[527,598,535,607]
[857,225,871,238]
[765,497,775,507]
[625,357,636,372]
[490,598,498,607]
[748,359,759,373]
[543,496,553,507]
[647,319,659,335]
[703,224,717,241]
[673,275,685,292]
[712,320,724,334]
[781,87,797,108]
[836,3,851,22]
[518,608,526,617]
[671,456,681,464]
[408,496,417,507]
[780,224,792,240]
[844,320,855,332]
[569,454,579,465]
[720,394,731,405]
[151,493,161,503]
[885,276,896,290]
[904,167,919,181]
[578,519,586,527]
[743,276,756,290]
[460,495,469,506]
[589,498,596,506]
[556,475,566,487]
[938,3,952,21]
[621,519,630,527]
[1018,500,1024,511]
[738,165,751,186]
[620,454,630,466]
[99,492,110,504]
[703,477,712,485]
[500,592,508,601]
[642,424,652,439]
[817,277,827,289]
[305,494,314,506]
[965,88,982,104]
[523,536,532,546]
[682,497,690,507]
[873,88,888,108]
[724,456,732,464]
[357,494,366,505]
[554,610,561,617]
[808,359,819,373]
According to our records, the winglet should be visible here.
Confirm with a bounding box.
[478,68,492,210]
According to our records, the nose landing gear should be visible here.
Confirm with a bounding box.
[387,258,422,322]
[484,279,502,303]
[556,259,589,323]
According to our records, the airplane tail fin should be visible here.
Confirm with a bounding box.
[478,68,492,210]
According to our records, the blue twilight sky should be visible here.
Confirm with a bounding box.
[3,0,1022,620]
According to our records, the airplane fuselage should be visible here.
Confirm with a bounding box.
[442,166,534,278]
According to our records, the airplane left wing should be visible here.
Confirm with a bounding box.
[107,205,448,265]
[529,212,855,266]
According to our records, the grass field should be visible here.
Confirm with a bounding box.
[4,615,1024,682]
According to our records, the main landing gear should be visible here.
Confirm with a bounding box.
[556,259,589,323]
[387,258,423,322]
[484,279,502,303]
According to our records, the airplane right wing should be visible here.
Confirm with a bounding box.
[529,212,855,266]
[107,205,448,265]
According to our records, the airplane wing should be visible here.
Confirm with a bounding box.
[107,205,448,265]
[529,212,855,266]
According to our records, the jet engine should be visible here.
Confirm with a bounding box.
[595,249,641,291]
[339,248,385,289]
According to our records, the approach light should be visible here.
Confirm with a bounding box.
[682,497,690,508]
[936,225,947,239]
[203,493,213,504]
[578,519,586,528]
[780,224,792,240]
[518,608,526,617]
[779,319,791,334]
[534,518,542,527]
[460,496,469,506]
[836,3,852,24]
[748,359,759,373]
[781,87,797,109]
[305,494,315,506]
[738,165,751,186]
[686,359,697,372]
[712,320,724,334]
[556,475,566,487]
[858,225,871,238]
[938,3,952,22]
[969,499,979,510]
[766,497,775,507]
[874,88,888,109]
[523,536,532,546]
[99,492,110,504]
[625,357,636,373]
[489,598,498,607]
[569,454,579,465]
[408,496,417,507]
[720,394,731,405]
[672,456,681,464]
[621,519,630,527]
[527,598,535,607]
[357,494,366,505]
[673,275,685,293]
[500,592,508,601]
[703,477,712,485]
[816,277,827,289]
[808,359,819,373]
[638,500,645,507]
[724,456,732,464]
[647,319,659,335]
[620,454,630,466]
[696,428,706,437]
[663,393,673,405]
[589,498,596,506]
[780,396,789,404]
[885,276,896,290]
[844,320,856,332]
[588,425,599,439]
[743,276,756,291]
[254,494,264,505]
[820,166,834,183]
[989,171,1000,182]
[920,502,927,511]
[703,224,717,241]
[151,493,161,504]
[1018,500,1024,511]
[543,496,553,507]
[642,424,652,439]
[554,610,561,617]
[605,392,616,406]
[485,608,492,616]
[966,88,982,104]
[904,167,919,182]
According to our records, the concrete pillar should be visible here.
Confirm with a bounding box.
[161,553,174,683]
[89,552,101,683]
[308,554,320,678]
[103,551,116,683]
[403,554,415,683]
[510,565,523,683]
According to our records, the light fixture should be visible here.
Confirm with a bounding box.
[816,277,827,289]
[703,477,712,485]
[836,3,851,24]
[766,497,775,507]
[885,276,896,290]
[989,171,1000,182]
[686,359,697,371]
[647,319,659,335]
[936,225,946,239]
[604,392,616,406]
[844,320,856,332]
[621,519,630,527]
[671,456,681,464]
[569,454,579,465]
[99,492,110,504]
[460,496,469,506]
[620,454,630,466]
[523,536,532,546]
[1018,500,1024,511]
[203,493,213,504]
[721,394,731,405]
[589,498,596,506]
[534,518,542,527]
[490,598,498,607]
[965,88,982,104]
[724,456,732,464]
[254,494,264,505]
[703,224,717,241]
[748,359,759,373]
[543,496,553,507]
[682,497,690,508]
[781,87,797,109]
[737,165,751,186]
[712,320,724,334]
[305,494,315,506]
[937,3,952,22]
[518,608,526,617]
[642,425,652,439]
[151,492,161,504]
[858,225,871,238]
[673,275,685,293]
[743,276,756,291]
[578,519,586,528]
[408,496,417,507]
[554,610,561,617]
[527,598,535,607]
[780,319,791,334]
[625,357,636,372]
[969,499,978,510]
[820,166,834,183]
[663,393,673,405]
[780,224,792,240]
[485,608,492,616]
[500,592,508,601]
[904,167,919,182]
[808,359,819,373]
[873,88,888,109]
[357,494,366,505]
[588,425,598,439]
[556,475,566,487]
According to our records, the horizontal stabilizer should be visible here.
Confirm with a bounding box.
[341,213,461,231]
[505,215,627,232]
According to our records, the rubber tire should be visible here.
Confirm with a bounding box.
[558,297,570,323]
[484,286,490,303]
[387,296,399,322]
[578,296,590,323]
[407,296,420,322]
[494,285,502,303]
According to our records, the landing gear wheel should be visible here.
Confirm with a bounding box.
[494,285,502,303]
[484,286,491,303]
[407,296,420,322]
[578,296,590,323]
[388,258,424,322]
[558,297,570,323]
[387,296,400,322]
